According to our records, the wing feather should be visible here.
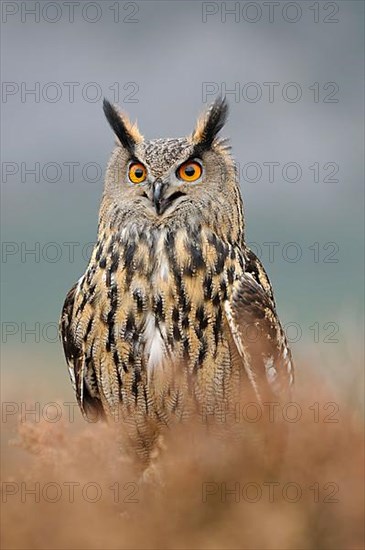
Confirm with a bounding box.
[60,284,105,420]
[225,250,294,404]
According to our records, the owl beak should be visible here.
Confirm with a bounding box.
[152,180,166,215]
[151,179,186,216]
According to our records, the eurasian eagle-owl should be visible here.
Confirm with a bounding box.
[61,98,294,460]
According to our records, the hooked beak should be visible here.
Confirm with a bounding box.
[152,180,165,215]
[151,180,186,216]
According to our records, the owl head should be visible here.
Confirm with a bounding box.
[101,98,243,239]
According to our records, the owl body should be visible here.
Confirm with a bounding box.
[61,99,294,459]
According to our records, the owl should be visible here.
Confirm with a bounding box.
[60,98,294,460]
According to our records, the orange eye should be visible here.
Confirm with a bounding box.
[128,162,147,184]
[177,160,202,182]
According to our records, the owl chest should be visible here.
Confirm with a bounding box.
[123,235,188,350]
[118,230,230,369]
[81,227,238,371]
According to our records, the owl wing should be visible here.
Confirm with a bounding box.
[225,248,294,405]
[60,283,105,420]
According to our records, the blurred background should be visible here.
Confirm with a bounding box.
[1,0,364,407]
[1,2,364,548]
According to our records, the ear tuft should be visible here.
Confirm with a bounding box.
[192,97,228,150]
[103,99,143,152]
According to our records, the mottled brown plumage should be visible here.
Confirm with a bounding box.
[60,98,294,461]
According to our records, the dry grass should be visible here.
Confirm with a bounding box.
[1,366,364,550]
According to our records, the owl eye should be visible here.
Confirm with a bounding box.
[128,162,147,184]
[177,160,202,182]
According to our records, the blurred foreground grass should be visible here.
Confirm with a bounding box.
[1,333,364,550]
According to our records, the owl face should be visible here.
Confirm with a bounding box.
[101,98,240,233]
